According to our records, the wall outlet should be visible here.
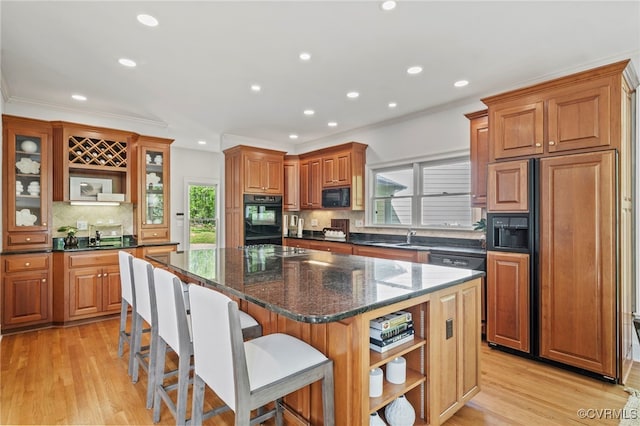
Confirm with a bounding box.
[76,220,88,230]
[311,219,318,227]
[355,219,364,227]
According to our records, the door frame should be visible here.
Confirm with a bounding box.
[183,177,219,252]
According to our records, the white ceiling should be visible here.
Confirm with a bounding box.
[2,1,639,152]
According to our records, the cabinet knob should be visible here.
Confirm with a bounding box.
[42,222,47,226]
[472,194,476,198]
[153,233,158,236]
[25,238,31,242]
[535,143,542,147]
[98,273,102,278]
[41,279,46,283]
[549,141,556,146]
[103,273,108,277]
[25,262,30,267]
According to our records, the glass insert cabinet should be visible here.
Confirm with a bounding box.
[3,116,52,251]
[136,136,171,243]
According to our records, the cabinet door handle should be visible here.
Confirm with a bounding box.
[535,143,542,147]
[97,273,102,278]
[103,273,108,277]
[472,194,476,198]
[42,222,47,226]
[25,262,31,267]
[25,238,31,242]
[153,233,158,236]
[41,278,46,283]
[549,141,556,146]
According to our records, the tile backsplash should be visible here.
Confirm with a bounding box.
[52,202,134,238]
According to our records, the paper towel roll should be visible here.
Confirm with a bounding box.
[369,368,383,397]
[386,356,406,384]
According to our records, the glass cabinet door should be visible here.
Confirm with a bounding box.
[9,129,49,232]
[142,147,167,227]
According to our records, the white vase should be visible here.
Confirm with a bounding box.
[370,411,387,426]
[385,395,415,426]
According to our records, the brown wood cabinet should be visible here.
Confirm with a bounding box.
[487,159,529,212]
[1,253,52,332]
[283,155,300,211]
[242,147,284,194]
[538,150,616,377]
[466,110,489,207]
[431,280,481,424]
[483,60,630,162]
[2,115,53,251]
[299,156,322,209]
[298,142,367,211]
[224,145,286,248]
[52,121,134,202]
[53,249,136,323]
[486,251,530,352]
[322,150,351,187]
[133,136,173,243]
[138,244,178,268]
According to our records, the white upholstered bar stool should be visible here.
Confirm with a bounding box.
[117,251,135,375]
[188,284,335,426]
[151,267,193,425]
[131,257,159,409]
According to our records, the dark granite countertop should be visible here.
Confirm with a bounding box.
[285,232,486,257]
[50,236,179,253]
[149,245,484,324]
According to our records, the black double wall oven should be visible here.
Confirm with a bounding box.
[243,194,283,246]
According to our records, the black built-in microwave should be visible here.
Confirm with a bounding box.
[322,187,350,208]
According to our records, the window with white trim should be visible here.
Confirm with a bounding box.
[371,158,472,228]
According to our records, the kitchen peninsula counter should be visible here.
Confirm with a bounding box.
[151,246,483,425]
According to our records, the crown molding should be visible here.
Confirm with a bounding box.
[5,96,169,128]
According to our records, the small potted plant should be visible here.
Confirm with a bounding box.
[473,218,487,249]
[58,225,79,248]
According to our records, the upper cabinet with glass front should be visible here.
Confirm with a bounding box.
[135,136,173,243]
[2,115,53,251]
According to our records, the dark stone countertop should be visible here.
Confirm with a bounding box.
[285,232,486,257]
[149,245,485,324]
[50,236,178,253]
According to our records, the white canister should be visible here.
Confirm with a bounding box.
[369,368,383,398]
[386,356,406,384]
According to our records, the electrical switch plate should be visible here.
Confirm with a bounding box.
[311,219,318,227]
[76,220,88,230]
[355,219,364,227]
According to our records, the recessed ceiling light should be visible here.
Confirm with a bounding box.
[346,91,360,99]
[303,109,315,116]
[299,52,311,61]
[71,94,87,101]
[407,66,422,75]
[328,121,338,127]
[118,58,137,68]
[380,1,397,11]
[388,102,397,108]
[250,84,261,92]
[289,134,299,139]
[137,14,158,27]
[454,80,469,88]
[197,140,207,145]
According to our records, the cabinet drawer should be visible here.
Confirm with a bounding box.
[68,251,120,268]
[140,228,169,241]
[7,233,49,246]
[4,253,50,273]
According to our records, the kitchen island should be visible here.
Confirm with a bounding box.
[150,245,484,426]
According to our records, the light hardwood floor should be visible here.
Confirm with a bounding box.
[1,317,638,425]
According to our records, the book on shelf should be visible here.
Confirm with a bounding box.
[370,332,415,353]
[370,328,415,348]
[370,310,412,331]
[369,320,414,341]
